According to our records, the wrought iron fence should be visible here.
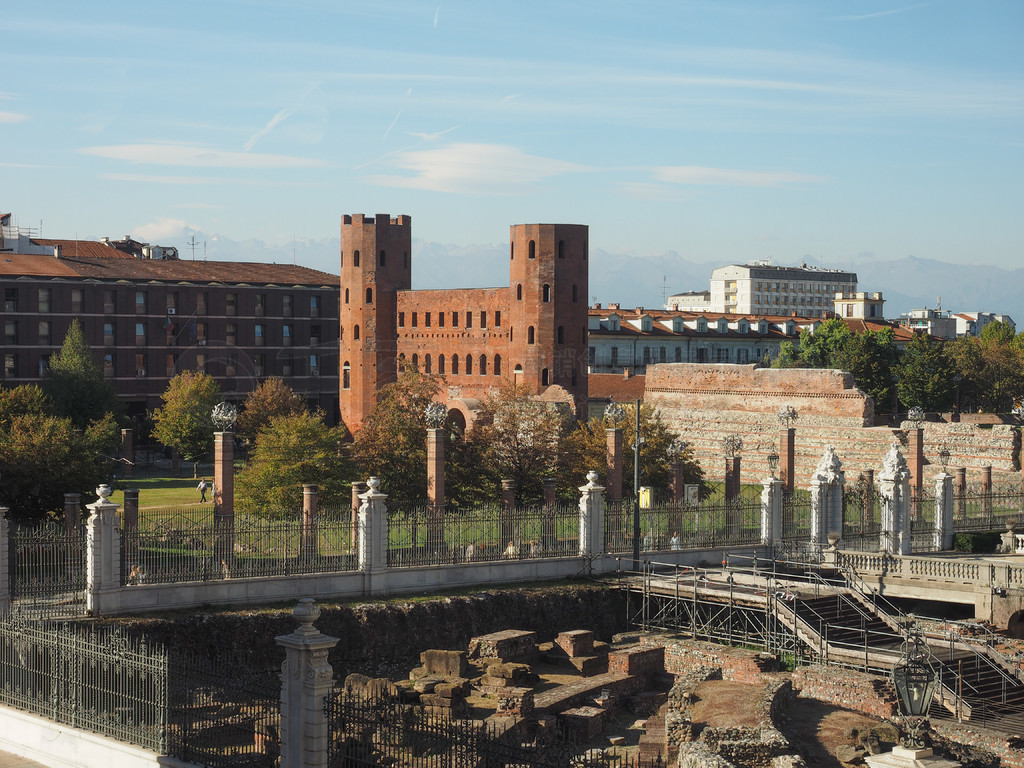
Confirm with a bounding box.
[386,502,581,567]
[167,653,281,768]
[779,490,813,542]
[0,612,168,752]
[8,521,87,619]
[325,691,662,768]
[606,495,762,555]
[952,482,1024,532]
[122,506,358,585]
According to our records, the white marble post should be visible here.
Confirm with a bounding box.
[933,472,954,551]
[879,443,912,555]
[276,599,339,768]
[810,446,845,550]
[0,508,9,614]
[760,477,784,546]
[357,477,388,593]
[86,484,121,615]
[578,471,605,558]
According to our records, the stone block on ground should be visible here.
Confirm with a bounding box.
[420,649,469,678]
[555,630,595,658]
[571,654,610,676]
[468,629,538,661]
[608,645,666,685]
[495,687,535,718]
[560,706,607,742]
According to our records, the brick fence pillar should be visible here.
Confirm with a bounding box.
[500,479,515,552]
[276,599,339,768]
[302,485,318,562]
[606,428,623,503]
[120,428,134,478]
[879,443,912,555]
[64,492,81,537]
[426,428,446,555]
[780,427,795,495]
[357,478,388,594]
[122,489,139,533]
[955,467,967,521]
[983,465,993,522]
[214,431,235,567]
[908,427,924,490]
[86,484,121,615]
[578,471,605,562]
[0,508,9,614]
[542,477,557,553]
[725,457,741,502]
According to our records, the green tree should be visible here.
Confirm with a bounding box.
[43,319,122,429]
[949,324,1024,413]
[235,377,306,446]
[896,333,956,412]
[0,387,118,522]
[796,318,852,369]
[351,365,443,508]
[770,341,803,369]
[235,412,355,518]
[470,382,576,504]
[151,371,222,477]
[833,327,899,411]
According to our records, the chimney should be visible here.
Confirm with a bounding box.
[593,302,602,309]
[623,368,632,379]
[53,245,62,259]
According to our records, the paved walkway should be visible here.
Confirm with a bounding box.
[0,751,47,768]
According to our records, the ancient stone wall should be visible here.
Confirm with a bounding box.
[645,363,1020,484]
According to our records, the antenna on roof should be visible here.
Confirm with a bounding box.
[662,275,667,306]
[187,235,200,261]
[204,241,207,261]
[293,234,296,266]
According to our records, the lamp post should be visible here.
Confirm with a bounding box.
[908,406,925,431]
[767,447,780,479]
[891,614,938,751]
[938,444,951,473]
[632,399,644,572]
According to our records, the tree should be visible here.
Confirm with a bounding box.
[833,327,899,411]
[796,318,852,369]
[896,333,956,412]
[351,365,444,508]
[949,324,1024,413]
[0,385,118,522]
[151,371,222,477]
[235,377,306,446]
[235,412,355,518]
[770,341,803,369]
[470,382,576,504]
[43,319,122,429]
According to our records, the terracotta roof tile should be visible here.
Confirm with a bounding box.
[588,373,646,402]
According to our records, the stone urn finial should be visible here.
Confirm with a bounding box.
[95,484,112,502]
[366,476,381,493]
[586,470,600,486]
[293,597,321,636]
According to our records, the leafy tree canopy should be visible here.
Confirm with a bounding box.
[896,333,956,413]
[150,371,222,475]
[43,319,122,429]
[796,318,852,369]
[235,411,355,518]
[833,326,899,412]
[235,377,306,445]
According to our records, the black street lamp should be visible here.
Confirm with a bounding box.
[892,614,939,750]
[767,447,780,479]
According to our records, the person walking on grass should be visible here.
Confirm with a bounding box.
[197,478,208,503]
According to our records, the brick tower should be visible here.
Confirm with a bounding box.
[506,224,589,413]
[339,214,412,431]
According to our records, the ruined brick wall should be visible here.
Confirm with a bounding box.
[645,363,1020,484]
[791,664,897,719]
[640,635,780,684]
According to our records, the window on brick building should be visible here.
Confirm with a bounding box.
[412,312,418,328]
[311,295,320,317]
[465,312,472,329]
[283,294,292,316]
[3,288,16,312]
[452,312,458,328]
[226,324,236,345]
[451,355,459,375]
[311,325,321,345]
[366,288,373,304]
[104,322,115,346]
[3,353,16,378]
[542,284,551,302]
[135,322,146,346]
[283,324,293,346]
[254,293,265,316]
[541,368,549,385]
[353,250,360,267]
[495,311,501,327]
[465,355,473,374]
[494,355,501,375]
[480,355,487,375]
[103,353,113,378]
[71,289,83,313]
[558,240,565,259]
[510,243,514,260]
[438,354,445,374]
[379,250,386,266]
[398,312,405,327]
[38,288,51,312]
[344,289,349,305]
[4,321,17,345]
[255,324,265,346]
[343,362,350,389]
[103,289,115,313]
[516,285,522,300]
[425,354,432,373]
[226,293,236,316]
[557,326,564,344]
[135,290,147,314]
[480,311,486,328]
[425,312,431,327]
[354,325,360,340]
[412,353,419,370]
[527,326,535,344]
[529,240,536,259]
[438,312,445,328]
[136,353,147,377]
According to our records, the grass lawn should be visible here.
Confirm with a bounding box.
[110,475,212,509]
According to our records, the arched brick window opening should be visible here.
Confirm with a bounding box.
[529,240,536,259]
[528,326,535,344]
[438,354,446,374]
[344,289,349,304]
[342,362,350,389]
[510,243,514,261]
[403,251,409,269]
[557,326,564,344]
[354,325,360,340]
[480,355,487,375]
[541,368,549,386]
[353,250,360,267]
[340,252,344,267]
[424,354,431,373]
[572,284,578,303]
[494,355,501,375]
[412,353,419,370]
[366,287,373,304]
[466,355,473,375]
[542,284,551,302]
[452,355,459,375]
[379,250,386,266]
[558,240,565,259]
[516,284,523,301]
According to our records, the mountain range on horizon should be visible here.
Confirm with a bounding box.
[152,231,1024,327]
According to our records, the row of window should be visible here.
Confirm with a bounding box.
[2,351,324,379]
[4,320,328,348]
[340,249,409,269]
[2,287,323,317]
[397,310,501,329]
[751,281,847,294]
[509,239,582,261]
[589,345,765,367]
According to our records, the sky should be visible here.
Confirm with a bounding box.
[3,1,1023,298]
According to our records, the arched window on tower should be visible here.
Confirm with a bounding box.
[557,326,564,344]
[379,250,386,266]
[572,284,578,303]
[403,251,409,269]
[542,284,551,302]
[529,240,536,259]
[342,362,350,389]
[344,289,349,304]
[412,353,418,370]
[528,326,535,344]
[479,355,487,375]
[465,355,473,375]
[494,355,501,375]
[510,243,514,261]
[438,354,445,374]
[365,287,372,304]
[340,252,344,267]
[558,240,565,259]
[516,284,523,301]
[354,325,360,340]
[541,368,549,386]
[452,355,459,375]
[425,354,431,373]
[353,250,360,267]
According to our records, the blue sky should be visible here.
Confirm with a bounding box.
[3,1,1022,290]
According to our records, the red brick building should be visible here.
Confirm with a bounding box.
[1,228,340,432]
[339,215,589,430]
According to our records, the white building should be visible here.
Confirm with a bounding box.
[666,261,857,319]
[952,311,1015,337]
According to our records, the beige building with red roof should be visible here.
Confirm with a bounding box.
[2,223,340,433]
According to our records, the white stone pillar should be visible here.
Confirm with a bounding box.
[357,477,388,593]
[0,508,9,615]
[760,477,784,547]
[879,443,912,555]
[86,484,122,616]
[933,472,954,551]
[276,599,339,768]
[810,446,845,550]
[578,471,605,558]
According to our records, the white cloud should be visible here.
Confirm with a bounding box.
[81,142,325,169]
[134,217,191,241]
[367,142,589,194]
[0,111,28,123]
[243,108,294,152]
[654,166,822,188]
